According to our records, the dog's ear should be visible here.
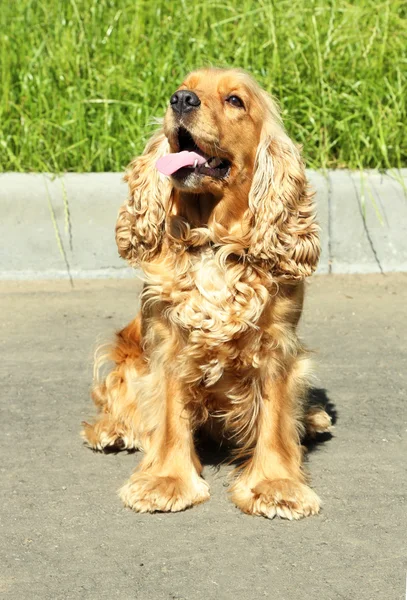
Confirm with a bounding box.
[116,130,172,265]
[248,120,320,280]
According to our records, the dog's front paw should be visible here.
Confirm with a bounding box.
[119,471,210,513]
[230,478,320,520]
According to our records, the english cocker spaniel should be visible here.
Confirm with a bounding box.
[82,68,332,519]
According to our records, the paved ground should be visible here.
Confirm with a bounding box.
[0,274,406,600]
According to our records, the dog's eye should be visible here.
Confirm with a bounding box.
[226,95,244,109]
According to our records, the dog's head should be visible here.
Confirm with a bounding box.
[117,68,320,280]
[160,69,267,197]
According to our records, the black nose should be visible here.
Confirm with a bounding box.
[170,90,201,114]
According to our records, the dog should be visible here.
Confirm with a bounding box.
[82,68,332,519]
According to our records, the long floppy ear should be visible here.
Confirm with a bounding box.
[248,127,320,280]
[116,129,171,265]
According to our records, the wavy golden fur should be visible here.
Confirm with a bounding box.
[82,68,331,519]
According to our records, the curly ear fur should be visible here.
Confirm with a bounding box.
[248,118,320,281]
[116,130,171,265]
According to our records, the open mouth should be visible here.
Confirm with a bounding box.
[156,127,231,180]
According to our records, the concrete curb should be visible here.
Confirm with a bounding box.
[1,170,406,279]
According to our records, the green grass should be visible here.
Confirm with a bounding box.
[1,0,406,172]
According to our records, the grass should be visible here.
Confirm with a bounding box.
[1,0,406,172]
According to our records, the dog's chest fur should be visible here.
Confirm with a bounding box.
[146,247,272,386]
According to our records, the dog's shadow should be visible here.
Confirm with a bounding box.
[196,387,337,469]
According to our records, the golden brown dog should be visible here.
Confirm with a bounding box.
[82,68,331,519]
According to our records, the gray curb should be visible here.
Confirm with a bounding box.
[1,170,406,279]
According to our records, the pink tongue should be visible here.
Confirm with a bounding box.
[156,151,206,176]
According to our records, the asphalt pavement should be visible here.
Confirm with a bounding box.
[0,274,406,600]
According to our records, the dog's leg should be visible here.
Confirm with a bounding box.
[82,316,147,451]
[119,375,210,513]
[230,357,321,520]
